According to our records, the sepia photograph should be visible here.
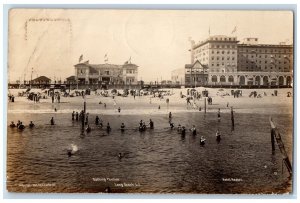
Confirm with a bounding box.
[6,8,294,194]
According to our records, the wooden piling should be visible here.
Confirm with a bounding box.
[269,117,292,175]
[231,107,235,131]
[204,98,207,114]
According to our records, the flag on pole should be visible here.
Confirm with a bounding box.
[208,26,211,36]
[104,53,108,63]
[128,56,131,64]
[79,54,83,63]
[231,26,237,34]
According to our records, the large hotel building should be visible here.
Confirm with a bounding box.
[172,35,293,87]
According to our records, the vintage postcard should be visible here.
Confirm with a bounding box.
[6,9,293,194]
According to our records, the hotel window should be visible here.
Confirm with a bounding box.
[217,45,220,48]
[227,57,230,60]
[217,64,219,67]
[217,57,219,60]
[222,45,225,48]
[222,51,225,54]
[105,71,110,75]
[217,51,219,54]
[232,57,235,60]
[212,51,214,54]
[222,57,224,60]
[227,51,230,54]
[212,64,214,66]
[265,55,267,58]
[232,51,235,54]
[212,57,214,60]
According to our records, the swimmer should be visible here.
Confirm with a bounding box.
[177,124,182,133]
[50,117,55,125]
[99,119,103,128]
[18,122,25,130]
[72,111,75,120]
[149,119,154,129]
[86,124,91,133]
[67,151,72,157]
[104,186,111,193]
[142,122,147,131]
[181,126,186,137]
[95,116,99,125]
[139,120,143,127]
[106,122,111,133]
[16,120,21,128]
[75,112,79,121]
[121,123,125,132]
[217,108,221,122]
[191,125,197,136]
[54,108,57,112]
[10,121,16,128]
[118,107,121,113]
[29,121,35,128]
[170,122,174,129]
[169,112,172,119]
[118,153,123,159]
[200,136,206,146]
[85,115,89,125]
[158,105,161,110]
[216,129,221,141]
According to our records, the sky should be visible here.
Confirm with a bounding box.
[8,9,293,82]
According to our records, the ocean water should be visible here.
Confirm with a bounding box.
[6,99,293,194]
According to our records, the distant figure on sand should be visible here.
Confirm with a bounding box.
[217,108,221,122]
[50,117,55,125]
[158,105,161,110]
[118,107,121,113]
[104,103,107,109]
[72,111,75,120]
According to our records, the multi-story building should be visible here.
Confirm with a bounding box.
[180,35,293,87]
[237,38,293,86]
[74,60,138,85]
